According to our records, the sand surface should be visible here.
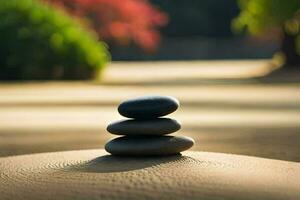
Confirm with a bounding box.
[1,149,299,200]
[1,60,300,199]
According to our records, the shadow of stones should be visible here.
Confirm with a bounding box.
[68,154,186,173]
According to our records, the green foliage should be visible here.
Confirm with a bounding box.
[233,0,300,66]
[232,0,300,35]
[0,0,109,80]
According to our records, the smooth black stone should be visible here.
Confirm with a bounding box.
[107,118,181,136]
[105,136,194,156]
[118,96,179,119]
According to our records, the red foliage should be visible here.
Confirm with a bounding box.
[46,0,168,52]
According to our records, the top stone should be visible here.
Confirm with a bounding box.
[118,95,179,119]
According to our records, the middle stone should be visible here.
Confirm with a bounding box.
[107,118,181,136]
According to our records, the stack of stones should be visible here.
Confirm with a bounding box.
[105,95,194,156]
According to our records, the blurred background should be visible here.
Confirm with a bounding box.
[0,0,300,162]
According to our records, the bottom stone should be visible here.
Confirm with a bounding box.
[105,135,194,156]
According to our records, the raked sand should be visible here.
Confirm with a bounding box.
[1,61,300,199]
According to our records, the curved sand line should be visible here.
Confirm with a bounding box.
[0,149,299,200]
